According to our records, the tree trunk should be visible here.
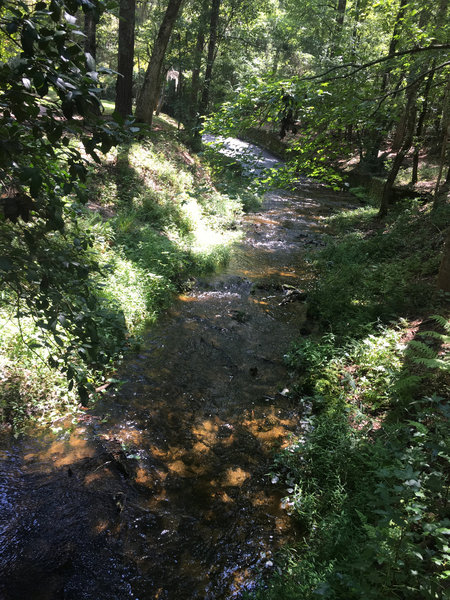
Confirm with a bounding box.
[438,227,450,292]
[135,0,185,126]
[186,25,206,148]
[378,82,419,217]
[363,0,408,166]
[115,0,136,118]
[84,11,97,60]
[412,66,435,184]
[336,0,347,28]
[198,0,221,119]
[176,33,184,129]
[330,0,347,56]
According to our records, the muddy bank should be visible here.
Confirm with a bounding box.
[0,147,356,599]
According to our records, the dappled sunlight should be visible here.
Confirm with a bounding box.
[223,467,250,487]
[24,433,96,468]
[0,139,360,599]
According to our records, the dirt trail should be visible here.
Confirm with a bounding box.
[0,143,356,600]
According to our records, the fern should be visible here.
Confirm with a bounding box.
[407,340,436,359]
[407,315,450,372]
[428,314,450,332]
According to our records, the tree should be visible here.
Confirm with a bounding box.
[115,0,136,117]
[198,0,221,119]
[84,10,97,59]
[135,0,185,126]
[437,227,450,292]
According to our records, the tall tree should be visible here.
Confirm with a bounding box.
[135,0,185,126]
[84,11,97,59]
[198,0,221,118]
[115,0,136,117]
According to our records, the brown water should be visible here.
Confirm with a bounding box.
[0,174,356,600]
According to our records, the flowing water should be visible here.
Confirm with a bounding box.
[0,141,356,600]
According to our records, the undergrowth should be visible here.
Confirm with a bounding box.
[253,198,450,599]
[0,128,252,430]
[305,200,448,336]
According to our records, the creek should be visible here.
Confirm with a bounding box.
[0,140,355,600]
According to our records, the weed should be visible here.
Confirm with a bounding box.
[306,202,442,335]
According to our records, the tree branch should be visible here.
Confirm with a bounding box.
[304,44,450,83]
[367,60,450,117]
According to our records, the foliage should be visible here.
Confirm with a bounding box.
[0,0,133,402]
[304,201,442,336]
[253,192,450,600]
[262,394,450,599]
[0,127,246,428]
[407,315,450,372]
[202,0,449,196]
[259,323,450,599]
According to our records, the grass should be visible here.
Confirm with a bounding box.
[304,200,448,336]
[0,124,254,431]
[396,161,441,188]
[86,137,244,334]
[251,195,450,600]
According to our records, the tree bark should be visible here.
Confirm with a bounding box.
[135,0,185,126]
[185,24,206,148]
[84,11,97,60]
[198,0,221,119]
[115,0,136,118]
[411,66,435,184]
[378,81,420,217]
[363,0,408,166]
[336,0,347,28]
[433,93,450,201]
[438,227,450,292]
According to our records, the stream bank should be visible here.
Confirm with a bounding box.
[0,142,357,600]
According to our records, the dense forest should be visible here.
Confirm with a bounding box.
[0,0,449,598]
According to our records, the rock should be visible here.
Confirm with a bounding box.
[279,287,307,305]
[229,310,250,323]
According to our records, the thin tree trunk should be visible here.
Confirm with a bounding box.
[83,9,101,116]
[186,25,205,147]
[135,0,185,126]
[190,27,205,118]
[433,77,450,201]
[84,11,97,60]
[330,0,347,56]
[412,66,435,184]
[378,82,420,217]
[177,33,184,129]
[364,0,408,166]
[115,0,136,118]
[336,0,347,28]
[198,0,221,119]
[437,228,450,292]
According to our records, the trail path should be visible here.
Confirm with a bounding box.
[0,140,355,600]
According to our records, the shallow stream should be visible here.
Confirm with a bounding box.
[0,141,355,599]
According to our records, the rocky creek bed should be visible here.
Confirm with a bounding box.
[0,141,357,600]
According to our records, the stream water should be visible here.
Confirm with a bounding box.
[0,141,355,600]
